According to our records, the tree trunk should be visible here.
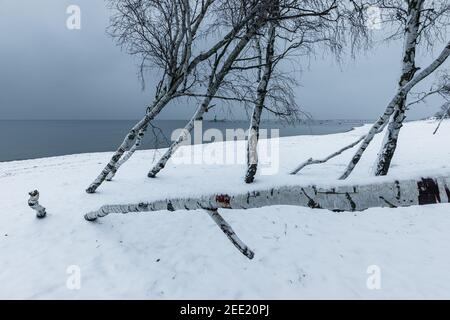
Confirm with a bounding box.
[339,40,450,180]
[245,22,276,184]
[148,17,267,178]
[106,124,149,181]
[374,0,423,176]
[86,93,174,193]
[85,176,450,221]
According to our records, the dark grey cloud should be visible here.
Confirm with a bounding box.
[0,0,447,120]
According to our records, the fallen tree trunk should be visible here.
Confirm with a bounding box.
[85,175,449,259]
[85,176,450,219]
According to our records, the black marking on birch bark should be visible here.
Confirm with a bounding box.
[395,180,401,200]
[345,193,356,211]
[318,191,355,195]
[245,164,258,184]
[301,188,321,209]
[379,196,397,208]
[167,201,175,212]
[417,178,441,205]
[138,202,148,210]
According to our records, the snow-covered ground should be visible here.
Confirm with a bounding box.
[0,119,449,299]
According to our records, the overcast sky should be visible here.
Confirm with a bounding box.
[0,0,447,120]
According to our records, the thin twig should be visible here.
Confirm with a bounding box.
[433,103,450,135]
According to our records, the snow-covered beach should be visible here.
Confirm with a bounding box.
[1,119,449,299]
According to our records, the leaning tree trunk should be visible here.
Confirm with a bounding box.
[148,17,266,178]
[85,176,450,219]
[374,0,423,176]
[85,92,174,193]
[245,22,276,184]
[106,124,149,181]
[339,40,450,180]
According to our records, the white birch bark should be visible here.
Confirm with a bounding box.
[245,22,276,184]
[85,176,450,220]
[28,190,47,219]
[340,40,450,180]
[207,209,255,259]
[85,2,271,193]
[374,0,423,176]
[86,93,174,193]
[148,17,267,178]
[106,124,148,181]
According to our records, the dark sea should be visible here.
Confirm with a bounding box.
[0,120,370,162]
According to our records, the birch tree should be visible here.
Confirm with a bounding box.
[86,0,274,193]
[340,40,450,179]
[147,0,344,179]
[243,0,369,183]
[244,28,276,184]
[371,0,450,176]
[147,2,275,178]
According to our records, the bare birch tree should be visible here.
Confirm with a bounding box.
[147,1,274,178]
[147,0,342,178]
[243,0,367,183]
[86,0,274,193]
[371,0,450,176]
[340,40,450,179]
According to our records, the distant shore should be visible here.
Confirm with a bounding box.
[0,119,371,162]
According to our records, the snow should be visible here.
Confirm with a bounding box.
[0,119,449,299]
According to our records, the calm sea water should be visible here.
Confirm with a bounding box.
[0,120,369,162]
